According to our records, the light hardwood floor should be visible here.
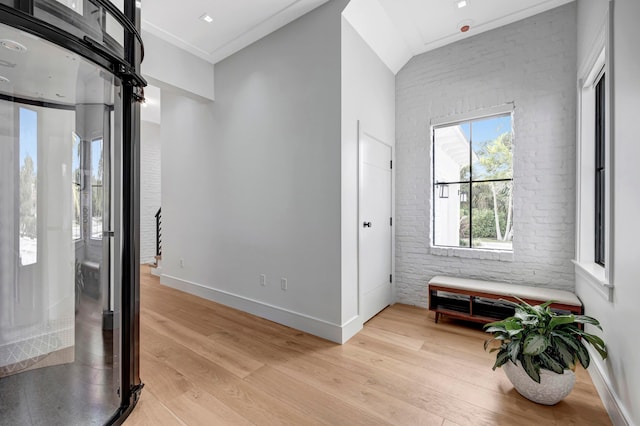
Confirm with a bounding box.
[126,266,611,425]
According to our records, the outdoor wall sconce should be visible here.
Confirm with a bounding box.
[459,189,468,203]
[438,183,449,198]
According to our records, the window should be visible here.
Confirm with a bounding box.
[432,113,513,251]
[575,12,612,300]
[594,73,605,266]
[19,107,38,265]
[72,133,82,240]
[91,138,103,240]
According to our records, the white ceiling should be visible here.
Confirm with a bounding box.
[141,0,573,73]
[345,0,574,73]
[0,23,112,104]
[141,0,330,64]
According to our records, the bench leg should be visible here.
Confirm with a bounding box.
[435,312,440,324]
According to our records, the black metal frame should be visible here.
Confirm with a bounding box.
[155,207,162,259]
[432,113,514,250]
[594,73,606,267]
[0,1,145,424]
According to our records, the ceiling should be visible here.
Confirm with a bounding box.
[0,22,112,105]
[344,0,574,73]
[141,0,573,73]
[141,0,330,65]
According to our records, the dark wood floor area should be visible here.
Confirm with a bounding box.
[126,266,611,425]
[0,293,118,426]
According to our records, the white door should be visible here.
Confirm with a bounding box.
[359,129,392,323]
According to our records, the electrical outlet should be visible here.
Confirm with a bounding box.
[281,278,287,291]
[260,274,266,286]
[179,258,184,268]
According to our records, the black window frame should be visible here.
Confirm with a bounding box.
[432,113,514,250]
[594,72,606,266]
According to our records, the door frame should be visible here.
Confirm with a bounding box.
[357,120,395,320]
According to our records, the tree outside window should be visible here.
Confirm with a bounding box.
[72,133,82,240]
[433,114,513,251]
[91,138,103,240]
[19,107,38,265]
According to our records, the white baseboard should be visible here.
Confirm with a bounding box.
[160,274,358,344]
[340,315,363,343]
[586,347,633,426]
[150,266,162,277]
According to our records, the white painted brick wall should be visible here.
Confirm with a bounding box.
[141,121,162,264]
[395,4,577,307]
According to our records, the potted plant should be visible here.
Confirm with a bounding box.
[484,298,607,405]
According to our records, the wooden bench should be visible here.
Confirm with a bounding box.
[428,275,583,324]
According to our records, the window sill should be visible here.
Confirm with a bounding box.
[573,260,613,302]
[430,246,514,262]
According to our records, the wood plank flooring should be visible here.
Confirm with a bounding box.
[125,267,611,425]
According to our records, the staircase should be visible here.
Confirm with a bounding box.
[151,207,162,276]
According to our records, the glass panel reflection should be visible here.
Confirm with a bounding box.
[0,22,121,425]
[19,107,38,266]
[72,133,82,240]
[55,0,83,15]
[91,138,103,240]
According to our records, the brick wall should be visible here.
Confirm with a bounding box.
[395,3,577,307]
[141,121,161,264]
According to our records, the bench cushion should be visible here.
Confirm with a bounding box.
[428,275,581,307]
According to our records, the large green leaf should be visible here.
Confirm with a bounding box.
[493,349,511,370]
[549,315,575,330]
[577,332,608,360]
[508,340,520,363]
[522,354,541,383]
[540,352,565,374]
[538,300,556,309]
[552,330,581,352]
[514,308,537,324]
[484,326,508,334]
[574,315,603,330]
[553,338,576,369]
[575,340,591,369]
[523,334,549,355]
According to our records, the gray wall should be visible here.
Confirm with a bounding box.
[395,4,578,306]
[576,0,640,424]
[160,0,349,340]
[141,30,215,101]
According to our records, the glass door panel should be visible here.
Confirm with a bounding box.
[0,22,122,425]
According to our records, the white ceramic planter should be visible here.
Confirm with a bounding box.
[503,361,576,405]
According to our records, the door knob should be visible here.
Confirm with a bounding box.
[363,222,372,228]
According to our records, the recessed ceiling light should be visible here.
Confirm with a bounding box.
[200,13,213,24]
[456,0,468,8]
[0,39,27,53]
[136,1,141,8]
[0,76,9,84]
